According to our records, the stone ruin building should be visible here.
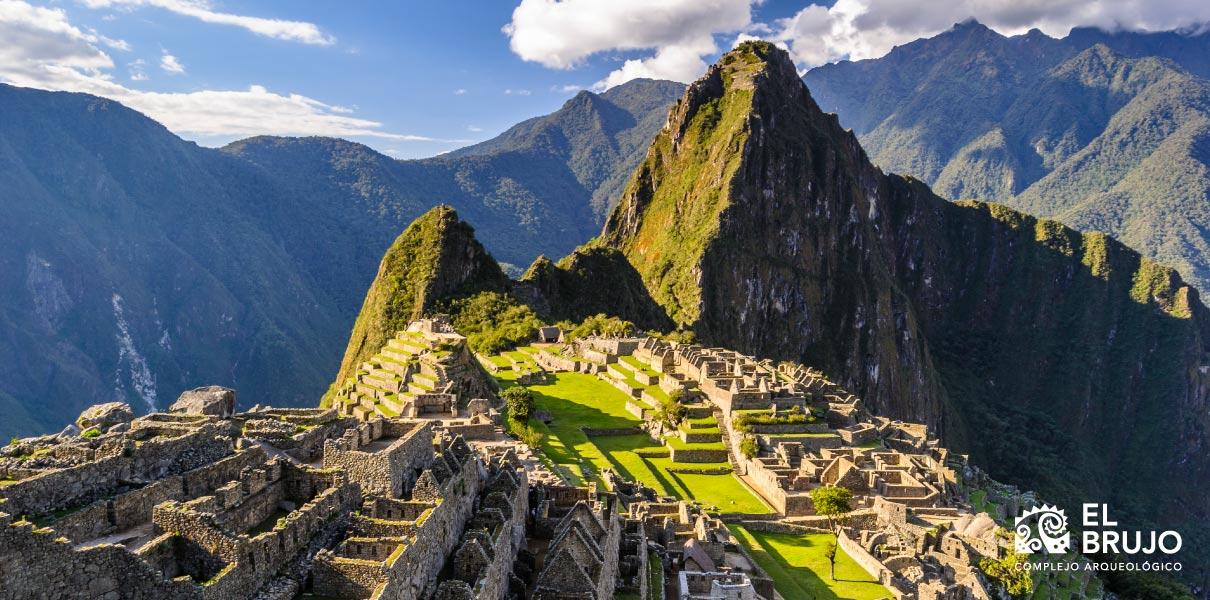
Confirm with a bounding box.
[330,317,498,425]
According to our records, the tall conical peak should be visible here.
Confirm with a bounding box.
[330,205,507,387]
[663,41,802,147]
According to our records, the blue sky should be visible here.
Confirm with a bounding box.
[4,0,1207,159]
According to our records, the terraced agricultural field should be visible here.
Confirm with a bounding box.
[499,370,771,514]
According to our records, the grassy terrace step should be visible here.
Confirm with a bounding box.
[663,436,727,451]
[679,422,722,436]
[484,355,511,368]
[619,355,660,377]
[642,385,671,403]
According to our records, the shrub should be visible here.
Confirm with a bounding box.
[660,329,697,344]
[739,435,758,458]
[81,428,101,439]
[501,386,535,422]
[979,550,1034,598]
[512,421,544,449]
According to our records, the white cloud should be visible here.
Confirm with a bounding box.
[79,0,334,45]
[769,0,1210,67]
[554,83,582,93]
[504,0,755,89]
[503,88,531,95]
[467,125,483,132]
[159,50,183,73]
[453,88,467,95]
[128,58,146,80]
[0,0,430,143]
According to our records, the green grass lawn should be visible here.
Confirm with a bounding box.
[731,526,894,600]
[502,371,772,514]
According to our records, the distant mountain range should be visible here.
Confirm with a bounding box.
[0,79,680,438]
[804,20,1210,291]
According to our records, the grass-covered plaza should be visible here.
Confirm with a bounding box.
[497,367,772,515]
[730,526,894,600]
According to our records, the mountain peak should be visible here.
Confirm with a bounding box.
[330,204,507,388]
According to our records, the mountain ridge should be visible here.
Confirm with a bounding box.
[804,21,1210,292]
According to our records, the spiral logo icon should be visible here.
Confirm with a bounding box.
[1014,504,1071,554]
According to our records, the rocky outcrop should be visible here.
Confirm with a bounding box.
[515,248,671,330]
[332,206,509,388]
[75,402,133,431]
[169,386,236,417]
[591,41,1210,556]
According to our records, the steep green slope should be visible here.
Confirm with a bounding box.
[803,22,1210,292]
[331,206,507,389]
[591,42,1210,559]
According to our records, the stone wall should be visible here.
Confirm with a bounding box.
[837,530,904,599]
[0,424,233,517]
[666,446,729,463]
[0,512,202,600]
[463,468,529,600]
[153,464,361,599]
[374,449,486,600]
[323,421,434,498]
[49,448,268,543]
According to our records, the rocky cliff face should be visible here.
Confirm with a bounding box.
[331,206,508,389]
[598,42,1210,544]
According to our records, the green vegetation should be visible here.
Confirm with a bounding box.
[80,428,101,439]
[804,28,1210,294]
[651,388,686,428]
[809,486,855,579]
[497,371,770,514]
[557,314,637,341]
[1100,568,1194,600]
[646,550,663,598]
[978,550,1034,598]
[739,435,758,459]
[501,386,535,422]
[732,408,815,433]
[601,43,764,327]
[331,206,508,390]
[445,291,545,354]
[731,525,893,600]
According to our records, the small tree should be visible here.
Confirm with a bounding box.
[501,386,535,422]
[823,541,838,580]
[810,485,854,580]
[653,389,686,429]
